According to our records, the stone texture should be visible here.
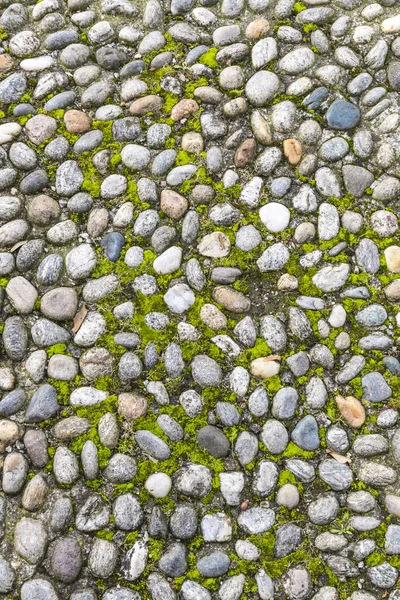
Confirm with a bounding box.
[0,2,399,597]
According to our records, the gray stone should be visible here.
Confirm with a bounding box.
[14,517,47,564]
[159,543,187,577]
[26,384,59,423]
[291,415,319,451]
[135,430,170,460]
[197,425,230,458]
[362,372,391,403]
[197,552,230,577]
[51,537,82,583]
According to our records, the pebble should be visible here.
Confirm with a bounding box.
[145,473,172,498]
[336,395,366,428]
[197,425,230,457]
[14,517,47,564]
[197,552,230,577]
[259,202,290,232]
[135,430,171,460]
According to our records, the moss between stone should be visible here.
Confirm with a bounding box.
[198,47,219,69]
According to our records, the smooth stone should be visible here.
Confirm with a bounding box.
[101,232,125,262]
[259,202,290,232]
[326,99,361,129]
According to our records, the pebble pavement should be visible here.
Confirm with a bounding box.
[1,0,400,598]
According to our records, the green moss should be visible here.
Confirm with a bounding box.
[226,89,244,99]
[93,376,115,391]
[365,550,386,567]
[78,152,103,198]
[278,470,297,486]
[48,377,84,405]
[149,537,171,561]
[235,338,271,368]
[96,529,114,541]
[297,270,321,297]
[282,441,316,460]
[324,397,339,421]
[162,93,179,114]
[165,137,176,149]
[16,115,29,126]
[48,109,65,120]
[198,47,219,69]
[162,32,186,57]
[303,23,318,33]
[175,150,196,166]
[123,531,140,548]
[69,396,118,469]
[109,152,121,168]
[46,343,67,357]
[248,531,340,585]
[272,93,304,107]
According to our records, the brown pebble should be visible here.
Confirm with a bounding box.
[25,114,57,145]
[118,393,148,420]
[129,95,163,116]
[335,395,365,428]
[283,138,302,165]
[0,419,22,451]
[181,131,204,154]
[64,109,91,134]
[0,54,14,73]
[87,207,109,238]
[160,189,189,219]
[251,110,272,145]
[278,273,298,291]
[235,138,256,168]
[0,367,15,390]
[51,416,91,441]
[250,357,280,378]
[27,195,60,226]
[171,99,199,121]
[384,245,400,273]
[245,18,270,40]
[3,452,28,494]
[213,286,251,313]
[385,279,400,300]
[22,474,48,512]
[24,429,49,468]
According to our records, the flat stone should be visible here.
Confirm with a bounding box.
[238,507,275,534]
[14,517,47,564]
[197,425,230,458]
[362,372,391,403]
[313,264,350,292]
[291,415,320,450]
[135,430,170,460]
[326,99,361,129]
[279,47,315,74]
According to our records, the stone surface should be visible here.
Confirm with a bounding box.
[0,2,399,597]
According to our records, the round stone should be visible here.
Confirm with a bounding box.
[121,144,150,170]
[259,202,290,232]
[245,71,280,106]
[326,99,361,129]
[145,473,172,498]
